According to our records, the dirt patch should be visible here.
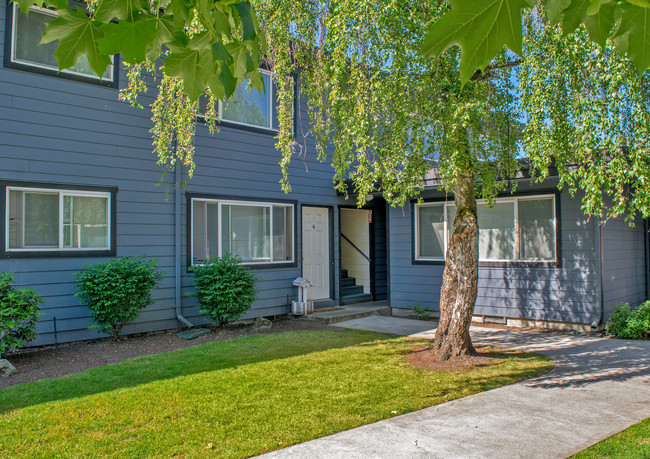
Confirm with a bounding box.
[406,346,506,372]
[1,318,329,389]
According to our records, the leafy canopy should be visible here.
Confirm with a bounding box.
[12,0,265,102]
[422,0,650,83]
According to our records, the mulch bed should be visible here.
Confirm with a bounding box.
[1,318,329,389]
[407,345,507,372]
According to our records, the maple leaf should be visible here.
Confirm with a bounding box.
[421,0,535,82]
[164,34,219,101]
[98,18,159,64]
[614,4,650,71]
[40,7,111,78]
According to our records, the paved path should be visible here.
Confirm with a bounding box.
[262,316,650,459]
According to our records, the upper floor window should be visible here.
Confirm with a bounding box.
[415,194,557,263]
[4,185,114,256]
[9,4,115,84]
[198,69,284,131]
[191,197,294,265]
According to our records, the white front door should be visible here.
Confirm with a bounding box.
[302,206,330,300]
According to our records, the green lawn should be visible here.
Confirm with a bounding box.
[0,329,553,458]
[572,417,650,458]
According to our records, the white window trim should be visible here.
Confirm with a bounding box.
[6,186,112,252]
[414,194,557,263]
[10,4,114,82]
[191,197,294,265]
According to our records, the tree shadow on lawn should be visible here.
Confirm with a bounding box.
[0,329,389,414]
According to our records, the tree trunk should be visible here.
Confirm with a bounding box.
[431,173,479,360]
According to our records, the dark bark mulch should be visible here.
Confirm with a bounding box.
[1,318,329,389]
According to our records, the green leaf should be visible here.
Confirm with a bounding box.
[614,4,650,71]
[146,15,188,61]
[227,42,255,81]
[582,3,617,46]
[233,2,257,42]
[211,42,236,98]
[554,0,616,46]
[42,0,68,10]
[98,18,158,64]
[12,0,36,15]
[166,0,193,25]
[546,0,571,24]
[93,0,150,22]
[421,0,535,82]
[40,7,112,78]
[164,38,217,101]
[193,0,231,37]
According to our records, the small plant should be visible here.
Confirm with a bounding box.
[411,300,430,320]
[76,256,163,339]
[190,254,256,325]
[605,301,650,340]
[0,273,42,357]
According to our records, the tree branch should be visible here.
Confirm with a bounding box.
[470,60,522,81]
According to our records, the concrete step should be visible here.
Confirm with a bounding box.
[307,301,391,325]
[341,269,349,278]
[341,292,373,304]
[341,285,364,296]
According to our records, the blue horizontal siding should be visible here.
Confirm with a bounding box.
[0,2,351,346]
[389,189,603,324]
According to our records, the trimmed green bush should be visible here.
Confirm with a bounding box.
[0,273,42,357]
[76,256,163,339]
[605,301,650,340]
[190,254,256,325]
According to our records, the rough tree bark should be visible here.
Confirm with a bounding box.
[432,172,479,360]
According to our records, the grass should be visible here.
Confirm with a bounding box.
[572,417,650,458]
[0,329,553,458]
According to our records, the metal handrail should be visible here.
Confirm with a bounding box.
[341,233,371,262]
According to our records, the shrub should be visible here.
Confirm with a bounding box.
[76,256,163,339]
[0,273,42,357]
[190,254,256,325]
[605,301,650,340]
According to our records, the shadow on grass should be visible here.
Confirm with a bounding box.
[0,329,389,414]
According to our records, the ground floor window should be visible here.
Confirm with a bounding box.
[5,186,112,253]
[191,198,294,265]
[415,194,557,263]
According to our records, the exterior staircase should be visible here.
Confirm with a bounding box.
[341,269,373,304]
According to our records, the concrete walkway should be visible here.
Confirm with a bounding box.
[262,316,650,459]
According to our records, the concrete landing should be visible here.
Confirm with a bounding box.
[261,316,650,459]
[306,301,391,325]
[332,315,437,335]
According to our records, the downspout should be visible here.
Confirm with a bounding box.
[592,217,605,329]
[643,218,650,301]
[175,164,193,328]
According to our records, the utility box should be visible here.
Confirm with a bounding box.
[292,277,314,315]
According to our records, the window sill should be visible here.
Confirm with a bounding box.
[188,260,297,272]
[412,259,560,269]
[1,249,115,259]
[196,116,280,136]
[7,62,118,88]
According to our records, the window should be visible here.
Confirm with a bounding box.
[197,69,287,131]
[191,198,294,265]
[415,195,556,263]
[10,4,114,82]
[6,186,112,253]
